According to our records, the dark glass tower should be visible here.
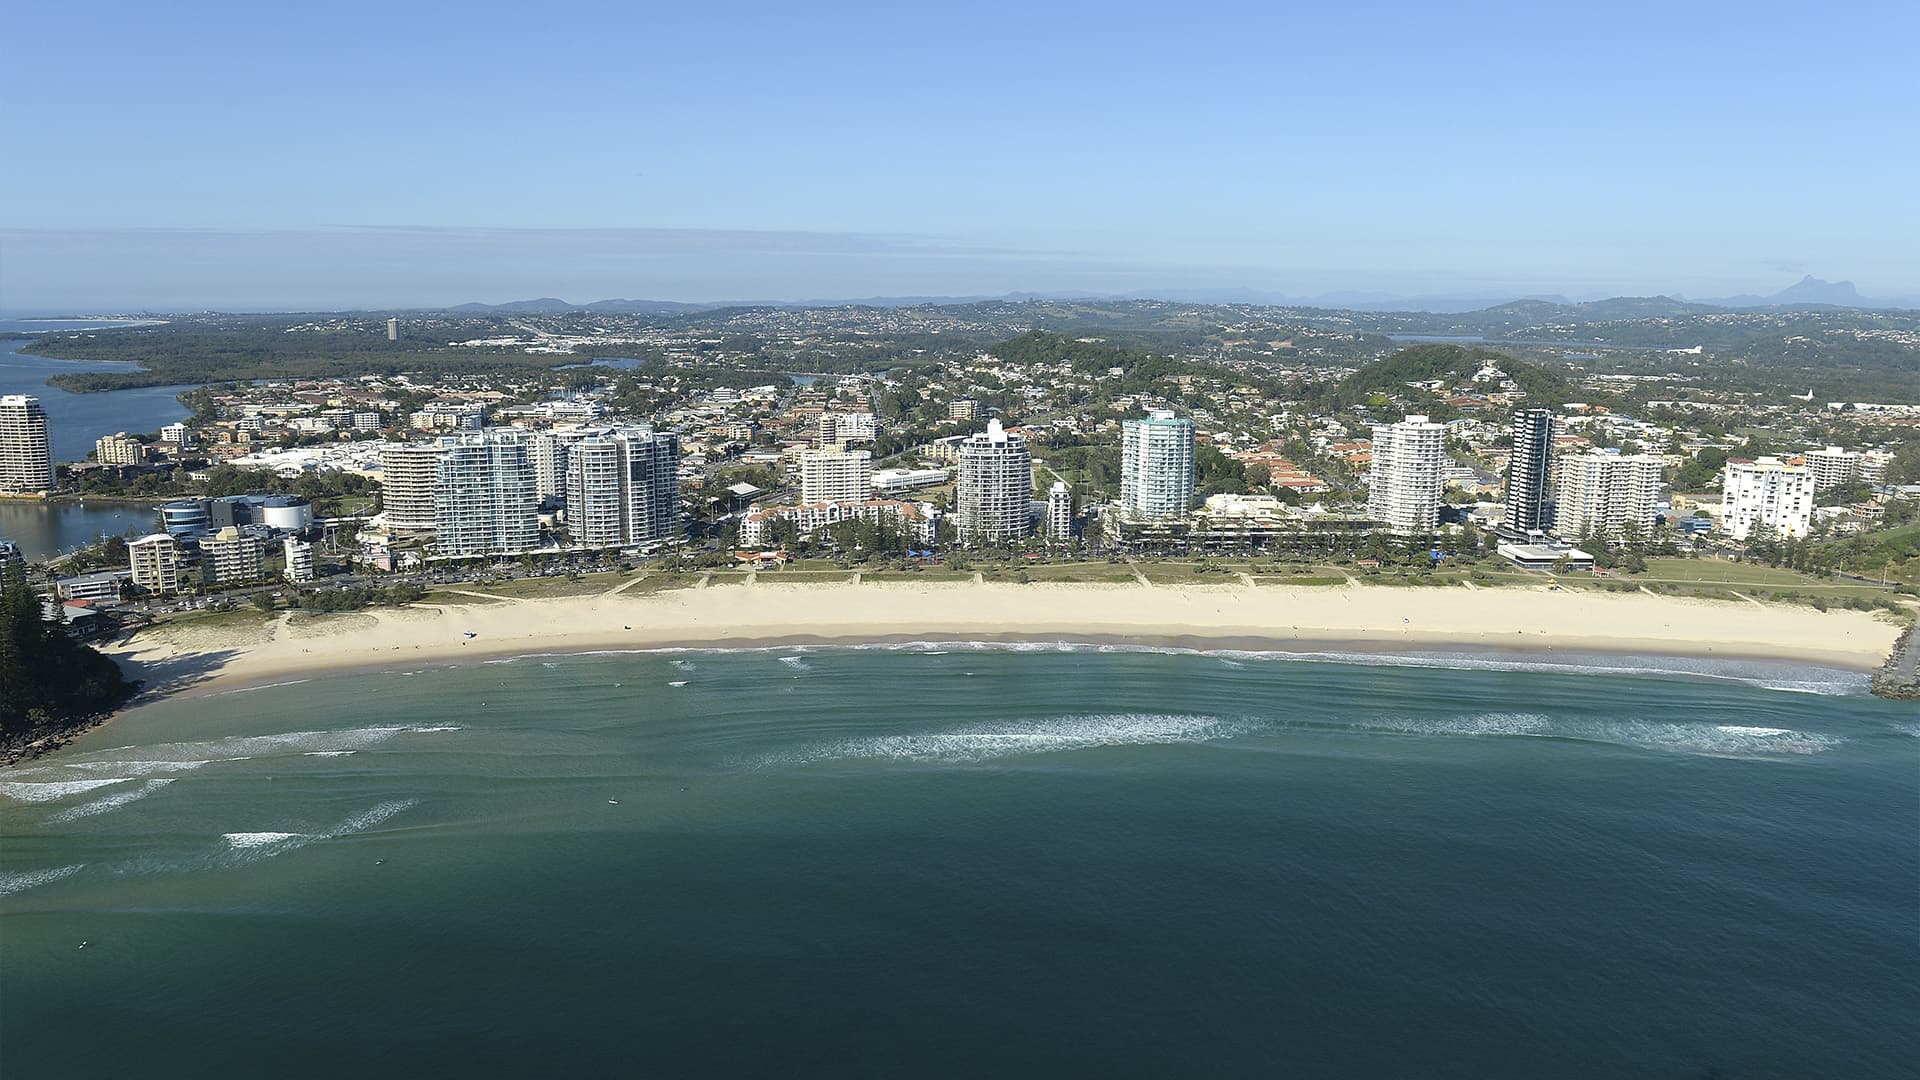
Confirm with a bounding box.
[1502,408,1555,539]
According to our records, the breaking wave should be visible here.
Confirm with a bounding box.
[777,712,1248,766]
[0,864,84,897]
[49,779,177,823]
[223,800,419,864]
[0,778,134,803]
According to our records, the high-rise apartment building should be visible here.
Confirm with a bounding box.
[799,447,873,504]
[434,430,540,555]
[1366,414,1446,534]
[201,527,265,585]
[816,412,878,445]
[1047,481,1074,543]
[380,442,446,531]
[1554,452,1663,538]
[956,419,1032,545]
[1804,446,1861,492]
[1119,411,1196,519]
[128,534,183,594]
[95,432,147,466]
[947,399,979,421]
[1501,408,1555,538]
[0,395,54,494]
[565,427,680,548]
[283,537,316,583]
[1722,457,1813,540]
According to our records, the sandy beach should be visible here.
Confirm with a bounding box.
[100,578,1906,703]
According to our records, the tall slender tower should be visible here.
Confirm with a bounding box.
[0,395,55,493]
[1367,414,1446,535]
[1501,408,1555,539]
[566,427,681,548]
[380,442,446,531]
[1120,410,1196,519]
[1047,481,1074,544]
[956,419,1032,545]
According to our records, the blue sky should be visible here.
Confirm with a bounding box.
[3,1,1916,310]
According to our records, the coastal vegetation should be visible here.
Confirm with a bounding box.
[0,561,139,750]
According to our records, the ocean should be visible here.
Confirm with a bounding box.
[3,645,1916,1078]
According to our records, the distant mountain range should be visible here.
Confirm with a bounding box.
[436,277,1918,317]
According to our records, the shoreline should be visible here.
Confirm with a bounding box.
[97,580,1902,706]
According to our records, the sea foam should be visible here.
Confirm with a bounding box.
[784,712,1247,766]
[49,779,177,823]
[0,864,84,897]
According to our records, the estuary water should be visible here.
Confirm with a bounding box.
[2,646,1916,1077]
[0,335,196,462]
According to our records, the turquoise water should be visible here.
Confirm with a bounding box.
[3,646,1917,1077]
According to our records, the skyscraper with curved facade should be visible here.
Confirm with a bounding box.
[956,419,1031,545]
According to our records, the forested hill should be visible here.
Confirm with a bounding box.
[0,564,139,756]
[1328,344,1576,408]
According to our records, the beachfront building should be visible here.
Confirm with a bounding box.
[380,442,446,531]
[1048,481,1074,544]
[739,499,933,548]
[0,395,54,494]
[565,427,681,549]
[128,533,184,595]
[799,447,873,505]
[1501,408,1555,539]
[1366,415,1446,534]
[530,430,570,503]
[1805,446,1862,492]
[201,527,265,585]
[95,431,147,466]
[283,537,316,583]
[955,419,1032,545]
[434,430,540,556]
[1119,411,1196,519]
[1554,452,1663,538]
[1722,458,1814,540]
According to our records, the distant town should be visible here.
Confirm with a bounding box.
[1,297,1917,700]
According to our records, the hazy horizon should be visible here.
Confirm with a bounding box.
[4,2,1915,311]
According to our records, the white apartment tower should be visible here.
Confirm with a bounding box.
[1722,457,1814,540]
[434,430,540,555]
[1120,411,1196,519]
[380,442,446,531]
[0,395,54,494]
[956,419,1032,545]
[127,534,183,595]
[1554,453,1663,538]
[565,427,681,548]
[283,537,316,583]
[95,432,147,466]
[201,527,265,585]
[799,447,873,504]
[1367,415,1447,534]
[1804,447,1861,492]
[1047,481,1074,544]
